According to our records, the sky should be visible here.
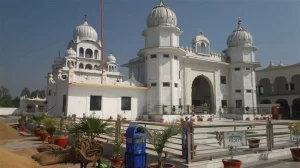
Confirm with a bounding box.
[1,0,300,97]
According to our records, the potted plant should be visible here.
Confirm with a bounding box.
[222,146,242,168]
[180,117,185,124]
[136,116,142,121]
[207,115,213,122]
[245,117,250,121]
[18,116,27,132]
[247,125,260,148]
[46,126,56,144]
[148,116,152,122]
[110,140,124,166]
[203,103,210,114]
[160,117,164,123]
[54,116,69,148]
[108,116,113,120]
[30,114,46,136]
[39,127,49,141]
[172,106,176,114]
[146,122,183,168]
[197,116,204,122]
[252,109,257,121]
[69,116,114,140]
[41,116,58,142]
[289,122,300,161]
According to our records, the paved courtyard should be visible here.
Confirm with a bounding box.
[243,156,300,168]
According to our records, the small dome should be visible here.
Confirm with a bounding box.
[54,56,64,64]
[147,0,177,28]
[227,18,253,48]
[107,53,116,63]
[73,15,98,42]
[192,32,210,45]
[65,48,76,57]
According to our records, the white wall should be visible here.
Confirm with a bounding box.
[47,77,69,116]
[67,85,147,119]
[0,108,18,115]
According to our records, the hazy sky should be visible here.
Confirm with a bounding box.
[1,0,300,96]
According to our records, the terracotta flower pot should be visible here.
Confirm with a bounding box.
[160,119,164,123]
[248,138,260,148]
[110,157,124,166]
[34,128,41,136]
[39,131,49,141]
[222,159,242,168]
[48,136,55,144]
[147,163,175,168]
[290,148,300,161]
[54,135,69,148]
[199,118,203,122]
[20,125,27,132]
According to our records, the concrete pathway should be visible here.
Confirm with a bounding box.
[243,155,300,168]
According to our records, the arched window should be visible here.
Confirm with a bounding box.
[94,65,98,70]
[48,89,52,96]
[201,43,206,54]
[71,61,74,67]
[85,64,92,70]
[85,49,93,58]
[67,61,70,67]
[79,63,84,69]
[79,47,84,57]
[94,50,99,59]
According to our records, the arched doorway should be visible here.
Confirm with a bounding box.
[260,99,272,104]
[292,98,300,118]
[191,75,213,113]
[276,99,290,119]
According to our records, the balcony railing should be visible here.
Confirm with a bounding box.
[143,105,272,115]
[143,105,212,115]
[225,107,272,115]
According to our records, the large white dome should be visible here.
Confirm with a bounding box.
[73,16,98,42]
[227,18,253,48]
[146,0,177,28]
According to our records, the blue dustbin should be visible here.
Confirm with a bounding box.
[125,123,147,168]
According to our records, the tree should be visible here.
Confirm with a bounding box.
[12,97,20,107]
[29,89,45,99]
[0,85,13,107]
[20,87,30,97]
[39,89,46,99]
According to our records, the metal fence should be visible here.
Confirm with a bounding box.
[143,105,212,115]
[96,118,184,159]
[225,107,272,115]
[187,120,295,163]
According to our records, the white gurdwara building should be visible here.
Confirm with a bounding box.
[47,1,260,121]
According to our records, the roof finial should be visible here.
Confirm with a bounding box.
[109,49,113,55]
[238,17,242,27]
[84,14,87,22]
[159,0,164,6]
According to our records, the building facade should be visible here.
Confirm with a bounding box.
[256,62,300,118]
[47,0,260,119]
[123,0,259,115]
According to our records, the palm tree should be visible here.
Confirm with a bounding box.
[146,121,183,168]
[69,117,114,139]
[30,114,46,128]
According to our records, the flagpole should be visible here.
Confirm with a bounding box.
[100,0,104,84]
